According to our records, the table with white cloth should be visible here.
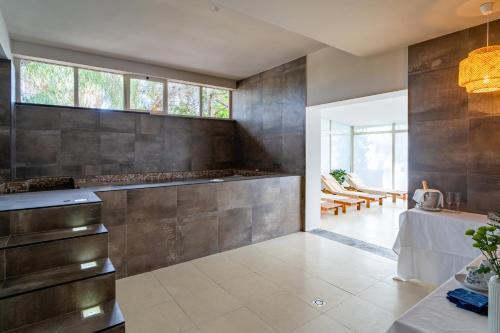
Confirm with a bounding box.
[393,208,487,285]
[386,256,487,333]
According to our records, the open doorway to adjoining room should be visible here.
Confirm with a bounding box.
[306,90,408,250]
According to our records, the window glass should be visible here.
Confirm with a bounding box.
[20,59,74,106]
[331,122,351,173]
[202,87,230,118]
[395,123,408,131]
[353,133,393,188]
[168,82,200,116]
[78,68,124,110]
[130,78,164,112]
[395,132,408,190]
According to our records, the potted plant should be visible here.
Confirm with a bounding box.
[330,169,348,185]
[466,211,500,332]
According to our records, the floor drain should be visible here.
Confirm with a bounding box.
[311,299,327,307]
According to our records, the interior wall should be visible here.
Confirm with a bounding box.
[13,104,236,179]
[232,57,306,175]
[0,8,11,59]
[0,60,11,181]
[408,19,500,214]
[307,47,407,107]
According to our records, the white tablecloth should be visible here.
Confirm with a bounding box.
[387,256,487,333]
[393,209,487,285]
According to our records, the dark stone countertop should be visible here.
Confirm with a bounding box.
[0,174,298,212]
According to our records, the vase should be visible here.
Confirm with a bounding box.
[489,275,500,333]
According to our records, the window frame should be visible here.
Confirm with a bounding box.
[14,56,232,119]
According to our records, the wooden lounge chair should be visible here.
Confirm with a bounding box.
[346,173,407,203]
[320,200,343,215]
[321,174,386,208]
[321,192,364,213]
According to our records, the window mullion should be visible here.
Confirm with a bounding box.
[124,75,130,111]
[198,86,202,117]
[74,67,79,107]
[163,79,168,114]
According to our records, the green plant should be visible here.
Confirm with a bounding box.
[330,169,348,184]
[465,211,500,275]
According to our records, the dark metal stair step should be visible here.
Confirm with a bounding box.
[5,299,125,333]
[0,224,107,250]
[0,258,115,300]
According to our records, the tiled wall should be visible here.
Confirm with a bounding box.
[232,57,306,175]
[97,176,302,278]
[408,19,500,214]
[14,104,237,179]
[0,60,12,181]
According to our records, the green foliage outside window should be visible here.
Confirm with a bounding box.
[130,78,163,112]
[202,87,230,119]
[168,82,200,116]
[20,60,74,106]
[79,68,124,110]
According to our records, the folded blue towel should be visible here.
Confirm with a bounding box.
[447,288,488,316]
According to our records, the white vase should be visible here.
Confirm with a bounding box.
[489,275,500,333]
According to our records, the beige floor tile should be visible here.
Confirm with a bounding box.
[125,300,195,333]
[286,277,353,312]
[255,261,312,290]
[358,280,430,316]
[116,272,173,317]
[227,247,289,273]
[349,257,397,281]
[246,290,321,333]
[320,200,406,248]
[326,297,397,333]
[192,252,252,283]
[174,286,243,324]
[219,272,284,304]
[291,315,353,333]
[153,262,217,297]
[319,266,378,295]
[197,307,276,333]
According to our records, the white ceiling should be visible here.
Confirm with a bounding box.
[1,0,499,80]
[215,0,500,56]
[0,0,324,80]
[320,91,408,127]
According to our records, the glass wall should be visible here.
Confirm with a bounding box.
[321,121,408,190]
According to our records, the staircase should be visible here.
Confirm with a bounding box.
[0,202,125,332]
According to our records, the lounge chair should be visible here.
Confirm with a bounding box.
[321,192,364,213]
[320,199,343,215]
[321,174,386,208]
[346,173,407,203]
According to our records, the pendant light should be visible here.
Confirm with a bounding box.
[458,2,500,93]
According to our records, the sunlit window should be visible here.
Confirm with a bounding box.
[202,87,230,119]
[168,82,200,116]
[20,59,74,106]
[78,68,124,110]
[130,78,164,112]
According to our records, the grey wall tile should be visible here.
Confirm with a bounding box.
[60,129,100,166]
[252,203,281,243]
[16,105,61,130]
[100,132,135,164]
[177,183,217,218]
[97,190,127,227]
[99,111,136,133]
[16,129,61,166]
[176,212,218,262]
[218,208,252,251]
[217,181,253,210]
[126,187,177,224]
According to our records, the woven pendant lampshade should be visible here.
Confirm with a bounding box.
[459,45,500,93]
[458,2,500,94]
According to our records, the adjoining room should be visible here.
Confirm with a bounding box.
[318,91,408,249]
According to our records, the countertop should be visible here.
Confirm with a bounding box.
[0,174,296,212]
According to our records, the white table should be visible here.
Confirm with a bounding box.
[393,209,486,285]
[387,256,487,333]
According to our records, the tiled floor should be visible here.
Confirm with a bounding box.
[320,199,407,248]
[117,232,434,333]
